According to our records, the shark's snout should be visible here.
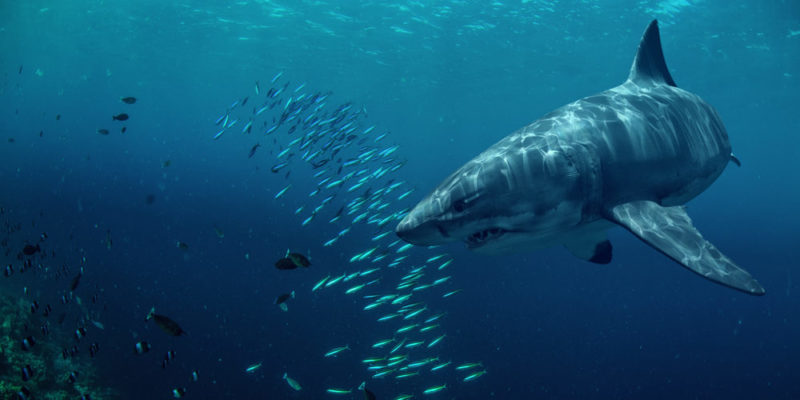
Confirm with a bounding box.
[395,212,447,246]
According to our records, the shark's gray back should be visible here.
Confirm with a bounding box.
[520,80,731,210]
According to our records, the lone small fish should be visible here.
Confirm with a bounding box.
[112,113,129,121]
[248,143,260,158]
[22,244,40,256]
[274,290,295,312]
[172,387,186,398]
[134,341,151,354]
[245,362,262,373]
[120,97,137,104]
[70,270,82,291]
[146,307,186,336]
[283,372,302,391]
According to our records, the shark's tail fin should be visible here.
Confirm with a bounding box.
[628,20,677,87]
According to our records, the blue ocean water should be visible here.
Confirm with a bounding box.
[1,0,798,399]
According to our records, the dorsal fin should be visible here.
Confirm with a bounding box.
[628,20,677,87]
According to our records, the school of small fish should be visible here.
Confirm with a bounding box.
[215,73,486,398]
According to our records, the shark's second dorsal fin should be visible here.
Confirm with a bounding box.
[628,20,677,87]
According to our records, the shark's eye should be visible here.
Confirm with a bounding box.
[452,199,467,213]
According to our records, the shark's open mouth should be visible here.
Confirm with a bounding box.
[465,228,506,247]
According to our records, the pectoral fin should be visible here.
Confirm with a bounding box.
[606,201,765,295]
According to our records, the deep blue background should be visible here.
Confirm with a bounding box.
[1,0,798,399]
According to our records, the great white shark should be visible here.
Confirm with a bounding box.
[395,20,765,295]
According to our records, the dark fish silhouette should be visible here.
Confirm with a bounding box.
[121,97,137,104]
[287,252,311,267]
[146,307,186,336]
[97,129,110,135]
[112,113,129,121]
[21,335,36,350]
[22,244,40,255]
[275,251,310,270]
[248,143,260,158]
[275,257,297,270]
[21,364,33,381]
[17,387,31,400]
[70,271,82,291]
[163,350,176,368]
[274,291,294,305]
[134,341,151,354]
